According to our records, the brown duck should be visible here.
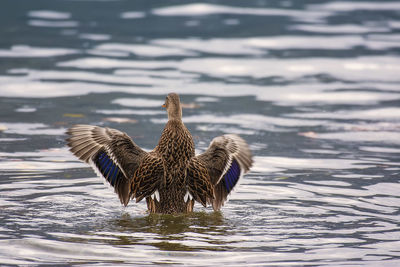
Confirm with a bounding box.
[66,93,253,214]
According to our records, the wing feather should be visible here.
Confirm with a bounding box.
[66,124,148,206]
[196,134,253,211]
[132,153,164,203]
[186,158,214,207]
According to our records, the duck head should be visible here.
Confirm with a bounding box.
[162,93,182,121]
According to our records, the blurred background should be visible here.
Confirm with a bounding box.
[0,0,400,265]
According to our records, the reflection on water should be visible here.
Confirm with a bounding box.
[113,212,224,238]
[48,211,228,252]
[1,0,400,265]
[107,212,227,249]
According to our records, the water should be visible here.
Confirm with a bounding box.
[1,0,400,265]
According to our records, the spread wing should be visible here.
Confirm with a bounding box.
[66,124,162,207]
[196,134,253,211]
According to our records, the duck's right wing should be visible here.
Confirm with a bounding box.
[66,124,163,206]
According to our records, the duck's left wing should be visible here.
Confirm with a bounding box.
[66,124,147,206]
[196,134,253,211]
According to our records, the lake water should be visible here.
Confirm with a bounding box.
[1,0,400,266]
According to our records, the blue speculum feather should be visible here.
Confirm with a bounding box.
[99,152,107,162]
[110,168,119,186]
[104,160,113,176]
[224,159,241,192]
[107,164,115,183]
[94,150,121,187]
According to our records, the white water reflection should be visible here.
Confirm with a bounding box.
[0,160,81,171]
[112,98,164,107]
[96,109,164,115]
[54,53,400,82]
[57,55,400,83]
[290,24,389,34]
[359,146,400,154]
[0,45,77,58]
[318,131,400,144]
[57,57,178,69]
[7,69,159,86]
[152,3,330,23]
[153,38,265,56]
[79,33,111,41]
[94,43,197,57]
[154,35,400,52]
[120,11,146,19]
[0,148,81,170]
[179,56,400,81]
[1,78,398,109]
[0,123,64,135]
[28,20,79,28]
[187,113,325,128]
[253,156,374,172]
[15,106,37,113]
[28,10,71,20]
[308,1,400,11]
[290,107,400,121]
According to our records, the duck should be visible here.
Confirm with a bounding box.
[66,93,253,214]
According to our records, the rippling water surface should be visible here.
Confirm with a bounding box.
[1,0,400,266]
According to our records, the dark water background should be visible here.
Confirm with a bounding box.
[1,0,400,266]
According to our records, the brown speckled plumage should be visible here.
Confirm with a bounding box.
[66,93,253,214]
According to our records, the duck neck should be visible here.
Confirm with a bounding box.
[167,107,182,121]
